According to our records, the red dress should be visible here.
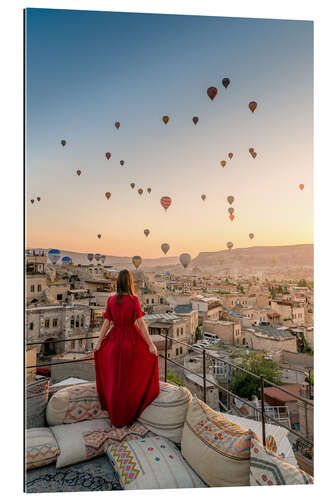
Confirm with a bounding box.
[94,294,160,427]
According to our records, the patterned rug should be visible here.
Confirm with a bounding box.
[25,455,123,493]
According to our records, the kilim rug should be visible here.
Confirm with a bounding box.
[25,455,123,493]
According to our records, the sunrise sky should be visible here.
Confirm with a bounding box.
[25,8,313,258]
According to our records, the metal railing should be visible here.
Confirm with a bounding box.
[26,332,314,449]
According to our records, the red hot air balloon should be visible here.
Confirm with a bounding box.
[115,121,120,129]
[249,233,255,239]
[249,101,257,113]
[147,187,152,194]
[207,87,218,101]
[130,183,135,189]
[201,194,206,201]
[61,140,66,147]
[138,188,143,196]
[76,170,82,176]
[105,192,111,200]
[228,153,233,160]
[193,116,199,125]
[299,184,304,191]
[222,78,230,89]
[160,196,172,212]
[105,152,111,160]
[120,160,125,166]
[229,214,235,221]
[162,115,170,125]
[144,229,150,237]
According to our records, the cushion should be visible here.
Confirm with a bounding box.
[249,438,313,486]
[26,378,50,428]
[50,418,153,468]
[46,382,109,426]
[137,381,192,443]
[181,395,259,487]
[106,434,208,490]
[26,427,60,470]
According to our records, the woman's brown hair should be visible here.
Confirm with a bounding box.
[115,269,135,304]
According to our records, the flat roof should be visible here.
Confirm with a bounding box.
[145,313,181,321]
[264,385,302,402]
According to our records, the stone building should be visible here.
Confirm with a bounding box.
[202,319,242,346]
[243,325,297,354]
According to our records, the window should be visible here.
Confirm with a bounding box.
[146,298,149,304]
[81,316,84,327]
[76,318,79,328]
[180,347,183,355]
[160,298,163,304]
[30,285,35,292]
[176,328,179,336]
[52,319,58,327]
[37,284,42,292]
[151,298,154,304]
[176,348,179,355]
[57,294,63,301]
[181,327,183,335]
[29,322,34,330]
[70,316,74,328]
[45,319,50,328]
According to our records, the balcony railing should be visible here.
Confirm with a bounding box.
[26,332,314,451]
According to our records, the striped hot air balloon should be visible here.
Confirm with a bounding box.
[160,196,172,212]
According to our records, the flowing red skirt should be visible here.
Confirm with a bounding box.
[94,323,160,427]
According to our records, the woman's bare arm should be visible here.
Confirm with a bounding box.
[136,317,157,356]
[93,319,111,352]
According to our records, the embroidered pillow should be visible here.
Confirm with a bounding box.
[26,427,60,470]
[26,378,50,428]
[181,395,259,487]
[137,381,192,443]
[250,438,313,486]
[106,434,207,489]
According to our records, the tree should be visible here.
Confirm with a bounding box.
[231,353,282,399]
[166,370,183,386]
[193,279,197,287]
[195,326,201,342]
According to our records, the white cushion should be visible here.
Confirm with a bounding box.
[46,382,108,426]
[26,427,59,470]
[106,434,207,489]
[137,381,192,443]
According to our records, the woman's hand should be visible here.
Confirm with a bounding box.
[93,339,103,353]
[149,343,158,356]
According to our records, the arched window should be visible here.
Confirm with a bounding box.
[75,317,79,328]
[70,316,74,328]
[81,316,84,327]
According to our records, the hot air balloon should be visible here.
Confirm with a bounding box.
[227,195,235,205]
[201,194,206,201]
[95,253,101,261]
[162,115,170,125]
[100,255,106,264]
[222,78,230,89]
[147,187,152,194]
[249,148,257,159]
[160,196,172,212]
[61,256,72,264]
[179,253,191,268]
[161,243,170,255]
[299,184,304,191]
[132,255,142,269]
[97,234,101,239]
[61,140,66,147]
[115,121,120,129]
[144,229,150,237]
[229,214,235,221]
[36,196,41,202]
[271,257,276,264]
[138,188,143,196]
[228,207,234,215]
[87,253,94,262]
[105,152,111,160]
[252,152,257,159]
[193,116,199,125]
[105,192,111,200]
[120,160,125,166]
[130,183,135,189]
[228,153,233,160]
[220,160,227,167]
[30,199,34,204]
[48,249,61,265]
[76,170,82,176]
[226,242,233,250]
[207,87,218,101]
[249,101,257,113]
[249,233,255,240]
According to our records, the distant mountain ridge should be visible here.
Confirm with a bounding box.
[36,244,313,270]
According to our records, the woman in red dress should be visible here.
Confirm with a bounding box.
[93,269,160,427]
